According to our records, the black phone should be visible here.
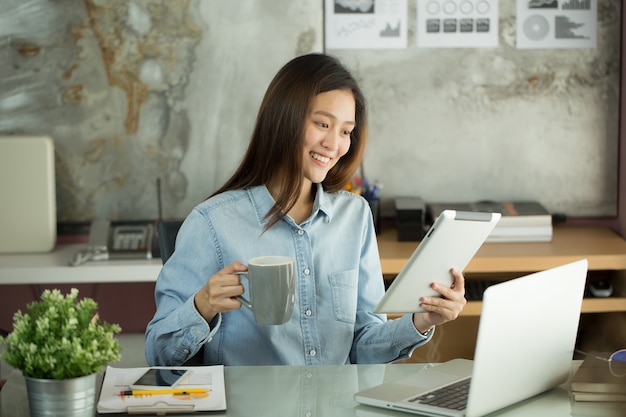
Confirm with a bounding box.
[130,368,190,389]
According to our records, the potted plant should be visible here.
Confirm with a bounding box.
[0,288,122,417]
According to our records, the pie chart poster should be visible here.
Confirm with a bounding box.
[517,0,597,49]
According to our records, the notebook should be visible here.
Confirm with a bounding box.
[375,210,501,314]
[355,259,588,417]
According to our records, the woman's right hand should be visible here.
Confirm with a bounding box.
[194,261,248,322]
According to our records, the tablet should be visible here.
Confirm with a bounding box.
[374,210,501,314]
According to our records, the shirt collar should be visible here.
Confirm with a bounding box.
[314,183,333,221]
[247,183,333,226]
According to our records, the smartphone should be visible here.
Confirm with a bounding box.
[129,368,190,389]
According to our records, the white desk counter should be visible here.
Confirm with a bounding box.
[0,244,163,285]
[1,362,607,417]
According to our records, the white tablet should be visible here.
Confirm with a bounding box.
[374,210,501,314]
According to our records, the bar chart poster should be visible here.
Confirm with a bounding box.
[325,0,408,49]
[516,0,597,49]
[416,0,499,48]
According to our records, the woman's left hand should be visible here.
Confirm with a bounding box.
[412,268,467,334]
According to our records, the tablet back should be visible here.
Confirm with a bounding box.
[375,210,500,314]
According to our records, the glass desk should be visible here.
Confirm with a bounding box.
[0,362,591,416]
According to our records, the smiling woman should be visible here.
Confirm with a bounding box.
[213,53,368,231]
[144,53,467,368]
[300,89,356,212]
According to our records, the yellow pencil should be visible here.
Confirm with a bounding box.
[119,388,208,396]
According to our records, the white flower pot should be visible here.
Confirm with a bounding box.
[24,373,97,417]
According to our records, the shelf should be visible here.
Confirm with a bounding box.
[580,297,626,313]
[0,244,162,285]
[378,225,626,275]
[457,297,626,317]
[378,225,626,318]
[389,298,626,319]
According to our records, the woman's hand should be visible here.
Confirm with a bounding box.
[194,261,248,322]
[412,268,467,334]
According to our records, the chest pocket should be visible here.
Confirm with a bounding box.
[328,269,358,324]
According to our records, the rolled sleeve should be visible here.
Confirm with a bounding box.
[391,313,434,362]
[146,295,214,366]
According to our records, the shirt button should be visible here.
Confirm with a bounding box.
[298,229,304,236]
[309,349,316,357]
[304,268,310,275]
[305,412,312,417]
[305,309,312,316]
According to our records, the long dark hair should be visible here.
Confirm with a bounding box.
[211,53,368,229]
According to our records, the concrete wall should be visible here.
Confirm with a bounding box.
[0,0,621,222]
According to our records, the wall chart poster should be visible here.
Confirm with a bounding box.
[516,0,597,49]
[325,0,408,49]
[416,0,499,48]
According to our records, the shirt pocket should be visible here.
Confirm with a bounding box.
[328,269,358,324]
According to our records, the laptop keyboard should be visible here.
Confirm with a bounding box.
[408,378,471,411]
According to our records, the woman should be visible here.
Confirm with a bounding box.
[145,53,466,366]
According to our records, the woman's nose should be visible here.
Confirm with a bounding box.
[322,129,340,150]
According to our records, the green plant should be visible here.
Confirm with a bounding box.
[0,288,122,379]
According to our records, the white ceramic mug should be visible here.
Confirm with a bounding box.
[236,256,295,325]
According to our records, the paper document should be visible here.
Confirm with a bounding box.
[324,0,408,49]
[97,365,226,414]
[516,0,597,49]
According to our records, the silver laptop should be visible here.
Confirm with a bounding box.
[355,259,588,417]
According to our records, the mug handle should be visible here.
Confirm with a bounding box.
[234,271,252,309]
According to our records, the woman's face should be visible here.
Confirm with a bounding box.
[302,89,355,185]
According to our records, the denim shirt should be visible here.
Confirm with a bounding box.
[145,184,432,366]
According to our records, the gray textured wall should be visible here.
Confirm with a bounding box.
[0,0,620,222]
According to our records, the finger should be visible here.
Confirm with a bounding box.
[222,261,248,275]
[429,282,464,302]
[419,303,454,323]
[212,295,244,311]
[207,285,245,312]
[211,272,242,287]
[423,289,466,310]
[210,284,244,300]
[449,268,465,292]
[421,298,464,322]
[209,275,245,297]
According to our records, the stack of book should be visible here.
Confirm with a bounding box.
[570,354,626,417]
[426,201,553,243]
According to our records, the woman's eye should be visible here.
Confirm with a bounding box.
[316,122,329,128]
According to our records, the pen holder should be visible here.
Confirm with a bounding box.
[368,198,380,235]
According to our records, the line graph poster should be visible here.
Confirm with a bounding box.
[517,0,597,49]
[325,0,407,49]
